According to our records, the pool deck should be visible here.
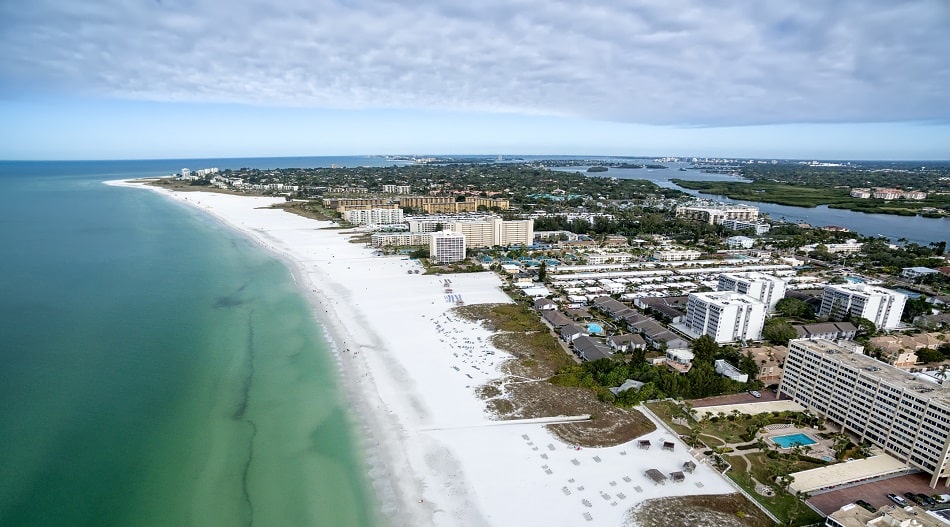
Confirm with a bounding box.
[760,424,835,460]
[771,432,817,449]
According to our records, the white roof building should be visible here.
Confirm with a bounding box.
[818,283,906,330]
[430,231,466,264]
[686,291,766,343]
[717,272,788,312]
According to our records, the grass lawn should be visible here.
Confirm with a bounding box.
[702,417,753,444]
[645,400,692,435]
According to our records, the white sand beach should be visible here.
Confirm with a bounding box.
[109,181,735,526]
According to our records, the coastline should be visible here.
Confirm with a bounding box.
[108,180,736,527]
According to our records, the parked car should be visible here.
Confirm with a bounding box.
[855,499,875,512]
[905,492,921,505]
[888,493,908,506]
[917,493,937,507]
[749,390,762,398]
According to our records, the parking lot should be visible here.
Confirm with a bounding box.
[690,390,784,407]
[807,472,944,515]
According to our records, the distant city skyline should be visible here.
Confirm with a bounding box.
[1,1,949,160]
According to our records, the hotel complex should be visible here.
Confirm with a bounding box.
[818,283,907,330]
[684,291,766,343]
[780,339,950,488]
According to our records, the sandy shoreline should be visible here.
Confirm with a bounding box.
[108,180,735,527]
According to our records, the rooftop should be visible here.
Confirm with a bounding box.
[791,339,950,407]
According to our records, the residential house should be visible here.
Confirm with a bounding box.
[607,333,647,353]
[560,324,588,342]
[793,322,858,341]
[665,348,695,373]
[533,298,558,311]
[573,336,612,361]
[542,310,572,328]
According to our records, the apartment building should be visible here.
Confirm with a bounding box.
[818,283,907,330]
[653,249,702,261]
[370,232,431,247]
[675,203,759,225]
[447,218,534,249]
[721,218,771,234]
[399,196,510,213]
[685,291,766,343]
[779,339,950,488]
[381,184,411,194]
[344,208,405,225]
[430,231,466,263]
[322,197,392,211]
[585,251,634,265]
[717,272,788,312]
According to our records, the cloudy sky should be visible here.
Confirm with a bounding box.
[1,0,948,160]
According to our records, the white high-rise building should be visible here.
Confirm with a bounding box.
[344,208,405,225]
[818,283,906,330]
[430,231,466,263]
[450,218,533,249]
[685,291,766,343]
[717,272,787,312]
[780,339,950,488]
[676,203,759,225]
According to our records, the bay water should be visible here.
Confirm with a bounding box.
[0,158,387,526]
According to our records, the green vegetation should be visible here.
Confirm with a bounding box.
[672,179,852,208]
[728,458,824,526]
[763,318,797,346]
[552,336,754,405]
[774,298,815,320]
[649,401,828,526]
[673,161,950,217]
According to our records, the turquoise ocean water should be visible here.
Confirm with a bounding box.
[0,157,394,527]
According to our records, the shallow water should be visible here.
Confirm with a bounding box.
[0,160,380,526]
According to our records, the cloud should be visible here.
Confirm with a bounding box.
[1,0,948,126]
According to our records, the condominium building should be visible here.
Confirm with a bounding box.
[399,196,510,213]
[675,203,759,225]
[585,252,634,265]
[344,208,405,225]
[717,272,788,312]
[381,184,411,194]
[430,231,466,263]
[370,232,431,247]
[653,249,702,261]
[818,283,907,330]
[322,197,393,211]
[779,339,950,488]
[448,218,533,248]
[685,291,766,343]
[721,218,771,234]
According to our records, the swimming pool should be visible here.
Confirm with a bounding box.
[772,433,817,448]
[587,323,604,334]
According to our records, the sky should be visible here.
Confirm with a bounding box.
[1,0,949,160]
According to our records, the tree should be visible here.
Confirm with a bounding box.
[775,298,815,320]
[691,336,719,365]
[739,350,760,379]
[852,317,877,337]
[537,261,547,282]
[763,318,798,346]
[902,296,931,322]
[917,347,943,363]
